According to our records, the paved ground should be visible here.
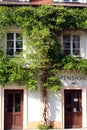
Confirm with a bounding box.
[8,128,87,130]
[43,128,87,129]
[48,129,87,130]
[50,128,87,130]
[46,129,87,130]
[25,129,87,130]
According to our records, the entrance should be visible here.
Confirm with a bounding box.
[4,90,23,130]
[64,90,82,128]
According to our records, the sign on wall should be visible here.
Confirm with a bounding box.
[58,72,87,86]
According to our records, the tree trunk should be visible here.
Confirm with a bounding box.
[43,87,48,126]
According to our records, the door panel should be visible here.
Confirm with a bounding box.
[4,90,23,130]
[64,90,82,128]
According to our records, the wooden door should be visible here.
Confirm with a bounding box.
[4,90,23,130]
[64,90,82,128]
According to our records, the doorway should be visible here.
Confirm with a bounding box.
[4,90,23,130]
[64,90,82,128]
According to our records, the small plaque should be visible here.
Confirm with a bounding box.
[74,98,78,102]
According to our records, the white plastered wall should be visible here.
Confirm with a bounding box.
[27,87,41,122]
[48,91,62,122]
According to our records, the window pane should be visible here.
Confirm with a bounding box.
[16,49,23,53]
[7,94,13,112]
[16,33,23,40]
[7,49,14,55]
[63,35,70,42]
[7,33,14,40]
[16,41,23,48]
[73,35,80,56]
[64,0,70,2]
[73,35,80,49]
[63,42,70,49]
[73,50,80,56]
[16,33,23,54]
[73,42,80,49]
[15,94,21,112]
[72,0,78,1]
[73,35,80,42]
[7,41,14,48]
[73,94,79,112]
[63,35,71,55]
[66,94,72,112]
[63,50,70,55]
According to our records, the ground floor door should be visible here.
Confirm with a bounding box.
[4,90,23,130]
[64,90,82,128]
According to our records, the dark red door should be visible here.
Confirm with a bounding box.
[64,90,82,128]
[4,90,23,130]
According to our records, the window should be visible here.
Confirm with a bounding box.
[6,33,23,56]
[64,0,78,2]
[63,34,80,56]
[53,0,79,2]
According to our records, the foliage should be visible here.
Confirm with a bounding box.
[38,124,53,130]
[0,51,9,85]
[38,124,48,130]
[0,6,87,90]
[59,56,87,72]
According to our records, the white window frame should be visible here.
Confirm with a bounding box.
[64,0,79,2]
[63,34,81,57]
[6,32,23,56]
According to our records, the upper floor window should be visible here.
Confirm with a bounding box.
[63,34,80,56]
[64,0,78,2]
[6,33,23,56]
[53,0,79,2]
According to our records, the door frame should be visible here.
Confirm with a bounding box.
[61,87,87,129]
[1,87,28,130]
[4,89,24,129]
[64,89,82,128]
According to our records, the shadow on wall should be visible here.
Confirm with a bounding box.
[48,91,63,128]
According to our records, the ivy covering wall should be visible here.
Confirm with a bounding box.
[0,5,87,90]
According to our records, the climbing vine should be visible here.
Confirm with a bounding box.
[0,5,87,89]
